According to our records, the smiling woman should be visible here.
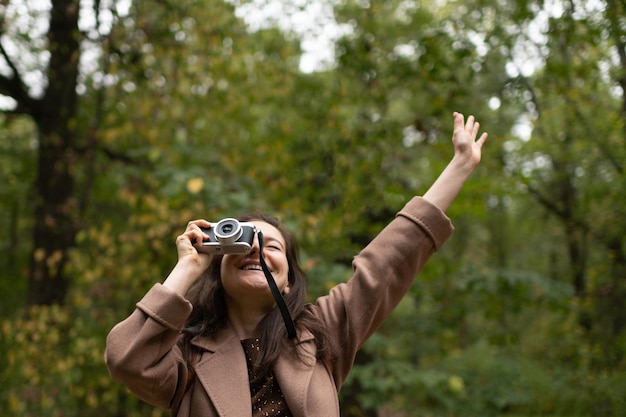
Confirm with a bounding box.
[104,112,487,417]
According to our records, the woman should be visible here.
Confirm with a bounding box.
[105,112,488,416]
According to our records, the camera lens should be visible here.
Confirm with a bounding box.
[215,218,242,244]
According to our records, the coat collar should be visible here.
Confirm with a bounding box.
[190,324,317,417]
[274,329,316,417]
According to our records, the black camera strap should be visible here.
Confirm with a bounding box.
[257,231,297,339]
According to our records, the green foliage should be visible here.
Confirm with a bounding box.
[343,262,624,416]
[0,302,168,417]
[1,0,626,416]
[0,115,36,315]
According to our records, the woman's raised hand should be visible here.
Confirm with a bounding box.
[421,112,488,212]
[451,112,488,169]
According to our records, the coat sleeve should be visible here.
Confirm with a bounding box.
[104,284,193,409]
[314,197,454,388]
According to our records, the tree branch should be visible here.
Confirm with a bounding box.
[606,0,626,120]
[0,39,36,114]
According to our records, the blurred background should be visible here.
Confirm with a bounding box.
[1,0,625,416]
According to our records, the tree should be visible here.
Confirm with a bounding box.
[493,0,626,368]
[1,0,95,305]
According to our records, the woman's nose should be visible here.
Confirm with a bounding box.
[248,234,260,254]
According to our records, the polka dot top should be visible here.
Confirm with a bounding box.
[241,338,294,417]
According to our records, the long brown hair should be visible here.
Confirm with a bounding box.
[178,212,332,374]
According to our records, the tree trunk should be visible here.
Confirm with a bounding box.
[27,0,81,306]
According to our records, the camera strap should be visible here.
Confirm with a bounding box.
[257,231,297,339]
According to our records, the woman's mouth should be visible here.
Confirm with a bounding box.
[241,263,264,271]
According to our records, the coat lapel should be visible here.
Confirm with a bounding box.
[192,328,251,417]
[189,327,318,417]
[273,329,317,417]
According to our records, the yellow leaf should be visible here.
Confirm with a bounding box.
[448,375,465,394]
[186,177,204,194]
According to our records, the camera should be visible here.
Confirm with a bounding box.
[196,218,257,254]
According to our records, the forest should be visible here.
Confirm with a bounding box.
[1,0,625,416]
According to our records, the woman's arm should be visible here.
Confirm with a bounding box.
[105,284,193,409]
[105,221,214,408]
[423,112,487,212]
[314,112,487,387]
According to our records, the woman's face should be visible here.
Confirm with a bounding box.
[219,220,290,309]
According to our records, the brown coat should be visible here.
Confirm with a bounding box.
[105,197,453,416]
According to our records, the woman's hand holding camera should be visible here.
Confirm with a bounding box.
[163,220,213,296]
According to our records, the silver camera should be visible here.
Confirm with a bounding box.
[196,218,257,254]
